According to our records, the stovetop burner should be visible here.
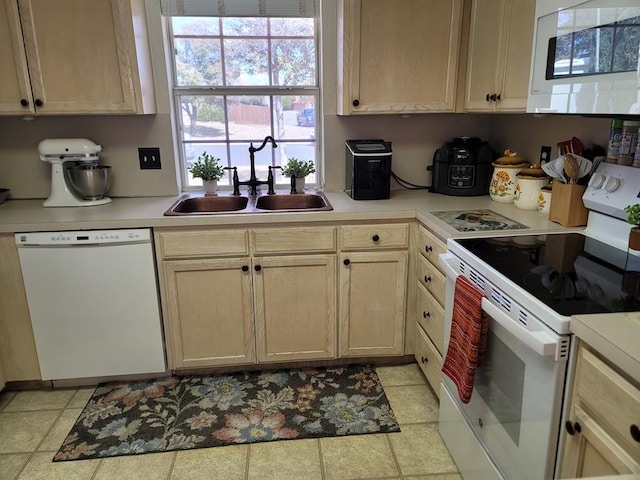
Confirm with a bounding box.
[456,233,640,316]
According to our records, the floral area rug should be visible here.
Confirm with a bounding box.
[54,364,400,461]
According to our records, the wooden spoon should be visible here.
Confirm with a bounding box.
[563,154,579,184]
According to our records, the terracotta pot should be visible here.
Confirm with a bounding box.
[629,227,640,251]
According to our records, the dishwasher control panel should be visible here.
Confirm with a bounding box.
[16,228,152,246]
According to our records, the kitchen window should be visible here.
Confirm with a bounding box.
[161,0,320,191]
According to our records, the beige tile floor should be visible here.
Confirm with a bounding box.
[0,363,461,480]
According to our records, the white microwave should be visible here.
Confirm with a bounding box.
[527,0,640,115]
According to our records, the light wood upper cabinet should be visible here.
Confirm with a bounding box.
[337,0,463,114]
[464,0,535,112]
[560,344,640,478]
[0,0,155,115]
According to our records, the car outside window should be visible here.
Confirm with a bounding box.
[168,16,319,191]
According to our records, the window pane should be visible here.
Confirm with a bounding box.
[272,38,316,85]
[224,39,270,85]
[172,17,219,35]
[228,96,272,140]
[185,144,231,187]
[222,18,267,36]
[270,18,314,36]
[179,96,227,141]
[174,38,222,86]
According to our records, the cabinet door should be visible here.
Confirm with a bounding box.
[338,0,463,114]
[497,0,535,111]
[464,0,535,112]
[339,251,407,356]
[0,0,33,114]
[0,353,6,391]
[253,255,337,363]
[18,0,154,114]
[0,234,41,381]
[561,405,640,477]
[161,258,255,369]
[464,0,505,111]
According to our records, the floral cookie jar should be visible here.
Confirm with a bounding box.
[489,151,529,203]
[514,168,550,211]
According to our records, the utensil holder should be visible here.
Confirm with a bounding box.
[549,181,588,227]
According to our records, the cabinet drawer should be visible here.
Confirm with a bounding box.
[417,255,446,305]
[416,283,444,355]
[252,226,337,254]
[575,347,640,455]
[414,324,443,399]
[340,223,409,250]
[417,224,447,270]
[156,229,249,259]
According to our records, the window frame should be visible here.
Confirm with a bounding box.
[166,16,322,193]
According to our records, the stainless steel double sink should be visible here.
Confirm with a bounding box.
[164,191,333,215]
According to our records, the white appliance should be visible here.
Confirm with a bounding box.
[16,228,166,381]
[438,164,640,479]
[528,0,640,114]
[39,138,112,207]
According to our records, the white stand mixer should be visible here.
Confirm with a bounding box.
[39,138,112,207]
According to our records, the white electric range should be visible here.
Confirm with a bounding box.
[437,163,640,480]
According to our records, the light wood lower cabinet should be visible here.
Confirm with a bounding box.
[560,344,640,477]
[0,339,6,391]
[157,222,409,370]
[0,233,41,381]
[253,255,336,363]
[414,224,447,397]
[162,258,256,369]
[156,226,338,370]
[339,251,407,357]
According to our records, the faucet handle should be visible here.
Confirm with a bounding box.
[267,166,282,195]
[224,166,241,196]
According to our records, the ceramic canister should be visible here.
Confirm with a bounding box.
[514,173,550,211]
[537,185,552,214]
[489,162,529,203]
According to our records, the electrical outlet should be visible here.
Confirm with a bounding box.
[138,147,161,169]
[539,146,552,165]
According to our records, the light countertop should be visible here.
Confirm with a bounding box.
[0,189,580,238]
[571,312,640,385]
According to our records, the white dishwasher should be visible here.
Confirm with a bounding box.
[16,228,166,381]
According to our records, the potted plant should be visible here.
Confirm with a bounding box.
[624,203,640,250]
[188,151,224,195]
[282,157,315,192]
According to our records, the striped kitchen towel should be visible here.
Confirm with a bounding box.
[442,275,488,404]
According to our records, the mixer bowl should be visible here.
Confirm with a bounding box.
[67,165,111,200]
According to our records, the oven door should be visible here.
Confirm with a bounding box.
[439,252,570,480]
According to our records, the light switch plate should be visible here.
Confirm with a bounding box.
[138,147,161,169]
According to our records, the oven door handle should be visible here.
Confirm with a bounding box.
[438,252,459,280]
[481,298,558,357]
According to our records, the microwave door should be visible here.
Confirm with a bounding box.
[528,0,640,114]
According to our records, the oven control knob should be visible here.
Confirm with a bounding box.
[588,173,605,189]
[603,176,621,192]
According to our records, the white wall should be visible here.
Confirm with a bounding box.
[0,1,610,200]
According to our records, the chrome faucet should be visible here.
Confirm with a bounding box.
[235,136,278,195]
